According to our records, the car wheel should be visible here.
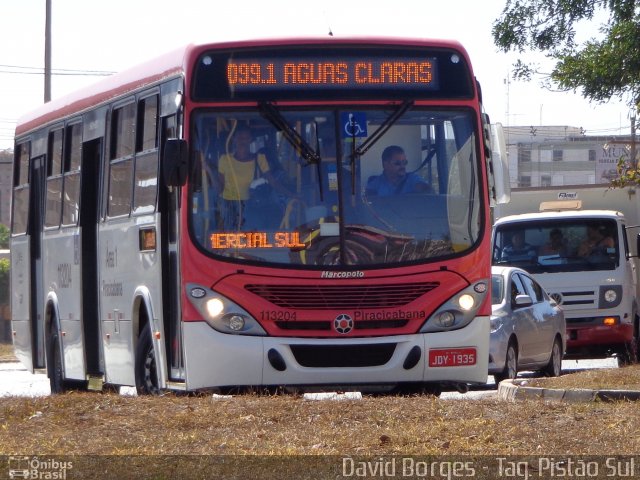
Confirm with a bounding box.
[543,338,562,377]
[135,324,161,395]
[494,341,517,384]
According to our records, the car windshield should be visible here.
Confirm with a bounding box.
[493,219,619,273]
[189,107,481,267]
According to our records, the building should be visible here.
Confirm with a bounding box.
[504,125,638,188]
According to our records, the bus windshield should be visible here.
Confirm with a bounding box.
[189,107,481,267]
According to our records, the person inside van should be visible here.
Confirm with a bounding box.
[577,225,614,257]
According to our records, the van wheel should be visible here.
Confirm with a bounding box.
[494,341,518,384]
[135,324,161,395]
[617,340,638,367]
[543,338,563,377]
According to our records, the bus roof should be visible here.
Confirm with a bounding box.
[15,36,470,139]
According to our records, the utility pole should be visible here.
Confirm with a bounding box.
[631,114,637,170]
[44,0,51,102]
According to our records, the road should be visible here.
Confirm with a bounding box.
[0,358,618,399]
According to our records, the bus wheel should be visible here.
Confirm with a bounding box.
[135,324,161,395]
[47,334,67,394]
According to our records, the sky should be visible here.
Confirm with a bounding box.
[0,0,634,150]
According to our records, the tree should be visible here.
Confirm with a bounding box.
[493,0,640,107]
[493,0,640,186]
[0,224,8,249]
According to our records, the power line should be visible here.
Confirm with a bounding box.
[0,64,114,76]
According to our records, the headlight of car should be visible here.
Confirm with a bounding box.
[419,280,488,333]
[187,283,267,336]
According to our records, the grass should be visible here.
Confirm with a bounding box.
[2,343,640,465]
[527,364,640,390]
[2,391,640,456]
[0,341,16,361]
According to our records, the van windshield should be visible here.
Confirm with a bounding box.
[492,219,619,273]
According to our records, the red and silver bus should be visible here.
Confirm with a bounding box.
[11,38,508,394]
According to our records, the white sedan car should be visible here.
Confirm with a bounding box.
[489,265,566,383]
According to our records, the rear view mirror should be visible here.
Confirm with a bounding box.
[163,138,188,187]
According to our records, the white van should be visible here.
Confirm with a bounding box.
[493,207,638,365]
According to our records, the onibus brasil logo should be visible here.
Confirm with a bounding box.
[8,456,73,479]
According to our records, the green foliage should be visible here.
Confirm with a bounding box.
[610,158,640,188]
[0,224,8,249]
[493,0,640,107]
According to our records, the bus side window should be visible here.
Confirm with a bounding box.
[45,128,63,228]
[133,95,159,215]
[12,142,31,235]
[108,102,136,217]
[62,123,82,226]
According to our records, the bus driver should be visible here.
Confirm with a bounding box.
[365,145,432,197]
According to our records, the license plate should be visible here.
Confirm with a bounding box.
[428,348,476,367]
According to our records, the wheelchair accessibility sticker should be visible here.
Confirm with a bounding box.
[341,112,367,138]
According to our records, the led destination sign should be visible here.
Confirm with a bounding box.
[210,232,305,249]
[226,57,439,91]
[193,47,472,100]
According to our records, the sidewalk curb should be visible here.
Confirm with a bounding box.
[498,379,640,402]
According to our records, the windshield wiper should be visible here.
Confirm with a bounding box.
[351,100,414,158]
[259,102,321,166]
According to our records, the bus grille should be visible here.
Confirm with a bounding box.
[245,282,438,309]
[275,319,409,331]
[290,344,397,367]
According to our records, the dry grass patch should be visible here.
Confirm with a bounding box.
[0,342,16,361]
[526,364,640,391]
[1,391,640,456]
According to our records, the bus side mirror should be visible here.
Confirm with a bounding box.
[163,138,188,187]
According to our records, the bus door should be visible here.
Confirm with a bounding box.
[28,155,46,369]
[80,137,103,377]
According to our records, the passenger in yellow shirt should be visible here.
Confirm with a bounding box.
[218,124,296,229]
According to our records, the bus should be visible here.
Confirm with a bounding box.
[11,37,508,395]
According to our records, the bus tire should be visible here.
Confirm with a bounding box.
[135,324,161,395]
[47,334,67,394]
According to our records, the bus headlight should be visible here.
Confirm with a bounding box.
[205,298,224,317]
[436,311,456,328]
[188,283,267,336]
[458,294,475,311]
[226,314,245,331]
[419,280,488,333]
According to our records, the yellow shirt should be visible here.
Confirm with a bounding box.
[218,153,270,201]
